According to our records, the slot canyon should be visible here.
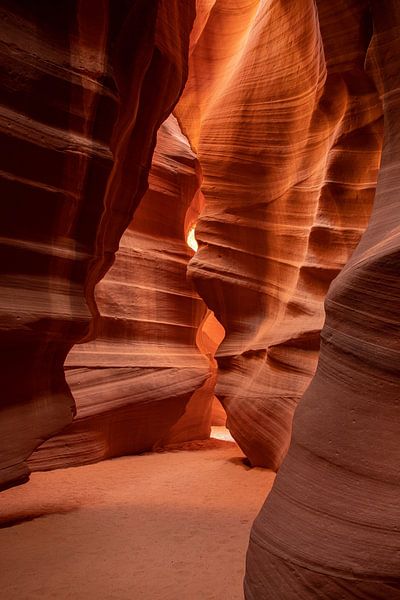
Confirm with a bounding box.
[0,0,399,598]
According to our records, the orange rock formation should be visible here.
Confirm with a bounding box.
[1,4,399,597]
[1,0,400,595]
[177,0,383,469]
[29,114,216,469]
[0,0,196,488]
[245,1,400,597]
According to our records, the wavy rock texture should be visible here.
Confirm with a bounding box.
[176,0,383,468]
[29,115,217,470]
[0,0,195,488]
[245,1,400,597]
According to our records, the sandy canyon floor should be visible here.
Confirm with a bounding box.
[0,429,275,600]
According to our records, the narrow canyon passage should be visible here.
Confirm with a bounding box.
[0,431,274,600]
[1,0,400,598]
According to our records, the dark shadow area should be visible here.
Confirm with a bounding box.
[228,456,253,470]
[0,507,79,529]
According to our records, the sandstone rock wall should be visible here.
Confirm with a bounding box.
[245,1,400,596]
[176,0,383,468]
[1,0,396,533]
[29,115,216,470]
[0,0,195,488]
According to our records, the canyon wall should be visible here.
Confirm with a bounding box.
[176,0,383,468]
[1,0,397,534]
[29,115,215,470]
[0,0,195,488]
[245,0,400,597]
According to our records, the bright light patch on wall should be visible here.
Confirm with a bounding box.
[210,426,235,443]
[186,225,198,252]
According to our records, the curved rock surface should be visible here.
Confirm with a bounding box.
[0,0,195,488]
[176,0,383,468]
[245,1,400,597]
[29,115,216,470]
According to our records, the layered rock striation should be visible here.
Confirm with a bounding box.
[245,1,400,597]
[177,0,383,468]
[1,5,397,560]
[0,0,195,488]
[29,115,216,470]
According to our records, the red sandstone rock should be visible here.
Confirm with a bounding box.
[29,115,217,469]
[0,31,397,600]
[0,0,195,488]
[177,0,383,469]
[245,1,400,597]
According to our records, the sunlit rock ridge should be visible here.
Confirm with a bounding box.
[177,0,383,471]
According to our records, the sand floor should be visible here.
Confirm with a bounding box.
[0,431,275,600]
